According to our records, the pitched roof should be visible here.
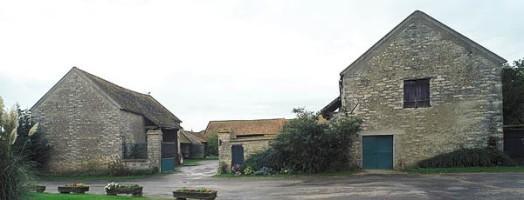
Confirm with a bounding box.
[32,67,181,129]
[204,118,287,136]
[340,10,506,75]
[75,67,182,128]
[189,131,207,143]
[179,130,202,144]
[320,96,341,118]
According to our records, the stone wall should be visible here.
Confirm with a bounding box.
[122,130,162,172]
[32,70,123,173]
[340,18,503,169]
[31,70,153,173]
[218,131,274,172]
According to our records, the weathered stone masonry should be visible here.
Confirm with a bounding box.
[31,67,181,173]
[335,11,505,169]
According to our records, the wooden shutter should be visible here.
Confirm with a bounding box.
[404,79,430,108]
[403,80,416,108]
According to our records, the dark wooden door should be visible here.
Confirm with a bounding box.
[231,144,244,166]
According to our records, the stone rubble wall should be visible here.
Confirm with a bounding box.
[340,18,503,169]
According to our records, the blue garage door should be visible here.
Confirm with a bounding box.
[363,135,393,169]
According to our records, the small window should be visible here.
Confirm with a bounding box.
[403,78,430,108]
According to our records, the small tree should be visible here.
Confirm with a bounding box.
[245,108,362,174]
[502,59,524,125]
[206,133,219,156]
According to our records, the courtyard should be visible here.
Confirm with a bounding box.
[37,160,524,200]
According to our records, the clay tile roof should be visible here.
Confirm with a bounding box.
[204,118,287,136]
[74,67,182,129]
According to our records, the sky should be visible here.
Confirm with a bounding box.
[0,0,522,130]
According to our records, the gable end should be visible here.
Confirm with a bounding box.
[340,10,507,75]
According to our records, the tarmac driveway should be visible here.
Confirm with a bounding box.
[40,160,524,199]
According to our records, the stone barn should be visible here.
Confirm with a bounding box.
[321,10,505,169]
[179,130,206,159]
[205,118,286,172]
[31,67,182,173]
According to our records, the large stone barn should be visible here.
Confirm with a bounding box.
[31,67,181,173]
[205,118,286,172]
[321,10,506,169]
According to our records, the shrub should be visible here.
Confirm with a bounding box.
[418,148,515,168]
[243,166,254,175]
[0,134,32,200]
[244,108,361,174]
[206,134,219,156]
[108,158,128,176]
[0,100,34,200]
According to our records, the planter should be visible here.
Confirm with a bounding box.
[106,186,143,197]
[32,185,46,193]
[173,190,217,200]
[58,186,89,194]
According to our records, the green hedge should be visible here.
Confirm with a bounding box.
[418,148,515,168]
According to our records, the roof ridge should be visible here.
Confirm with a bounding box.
[73,67,150,97]
[340,10,506,75]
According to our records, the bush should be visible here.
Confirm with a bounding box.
[244,108,362,174]
[0,141,33,200]
[206,134,218,156]
[418,148,515,168]
[0,100,34,200]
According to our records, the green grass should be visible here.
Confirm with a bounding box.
[182,159,202,166]
[37,173,165,181]
[406,166,524,174]
[28,192,156,200]
[205,155,218,160]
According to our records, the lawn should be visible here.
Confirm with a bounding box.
[28,192,156,200]
[407,166,524,174]
[37,174,162,181]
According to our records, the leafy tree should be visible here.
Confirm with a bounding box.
[206,133,219,156]
[245,108,362,174]
[502,59,524,125]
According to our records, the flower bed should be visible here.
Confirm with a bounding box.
[173,188,217,200]
[58,183,89,194]
[104,182,143,197]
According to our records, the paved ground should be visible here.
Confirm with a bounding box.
[40,160,524,199]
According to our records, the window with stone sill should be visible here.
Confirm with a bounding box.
[403,78,430,108]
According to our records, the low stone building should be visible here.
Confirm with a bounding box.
[179,130,206,159]
[321,11,506,169]
[205,118,286,172]
[31,67,181,173]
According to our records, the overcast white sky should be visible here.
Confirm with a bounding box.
[0,0,522,130]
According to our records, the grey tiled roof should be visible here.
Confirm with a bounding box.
[75,67,181,128]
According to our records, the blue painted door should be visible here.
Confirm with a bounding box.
[161,158,175,172]
[231,144,244,166]
[161,142,176,173]
[363,135,393,169]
